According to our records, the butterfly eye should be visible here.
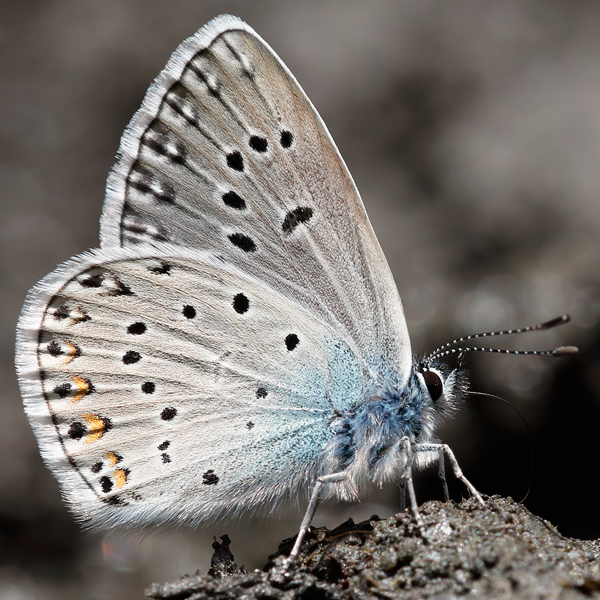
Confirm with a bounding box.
[423,370,443,402]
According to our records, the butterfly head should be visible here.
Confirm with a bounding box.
[408,314,579,447]
[413,355,469,431]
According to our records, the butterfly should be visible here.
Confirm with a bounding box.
[15,14,576,567]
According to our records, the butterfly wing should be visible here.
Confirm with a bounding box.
[101,15,411,388]
[16,245,365,527]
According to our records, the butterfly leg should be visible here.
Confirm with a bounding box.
[398,436,425,528]
[398,478,406,511]
[283,471,348,570]
[437,448,450,501]
[417,443,485,506]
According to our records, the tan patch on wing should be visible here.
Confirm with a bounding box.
[71,376,91,402]
[83,413,108,443]
[63,341,80,364]
[114,469,128,489]
[106,451,121,467]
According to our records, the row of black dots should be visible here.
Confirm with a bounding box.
[225,204,314,252]
[181,293,249,320]
[158,440,171,463]
[225,130,294,174]
[121,322,177,423]
[222,129,294,253]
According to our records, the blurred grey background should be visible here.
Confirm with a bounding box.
[2,1,600,598]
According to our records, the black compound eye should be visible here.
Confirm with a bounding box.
[423,370,443,402]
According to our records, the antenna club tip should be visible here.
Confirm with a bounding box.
[542,315,571,329]
[552,346,579,356]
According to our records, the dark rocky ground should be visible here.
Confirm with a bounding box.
[147,496,600,600]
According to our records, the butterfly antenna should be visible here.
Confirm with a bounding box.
[425,314,578,366]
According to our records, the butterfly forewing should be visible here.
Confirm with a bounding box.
[102,15,411,387]
[18,246,368,526]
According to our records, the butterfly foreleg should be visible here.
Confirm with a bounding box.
[283,471,348,570]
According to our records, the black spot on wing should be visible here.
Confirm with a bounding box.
[183,305,196,319]
[222,191,246,210]
[149,262,172,275]
[226,151,244,172]
[228,233,256,252]
[68,421,86,440]
[280,130,293,148]
[232,293,249,314]
[285,334,300,351]
[53,305,69,320]
[127,322,147,335]
[47,340,62,357]
[71,309,91,324]
[202,470,219,485]
[283,207,313,234]
[249,136,268,152]
[108,279,134,297]
[80,274,103,288]
[161,407,177,421]
[100,476,113,493]
[123,351,141,364]
[104,495,125,506]
[53,383,71,398]
[100,416,113,433]
[109,452,123,464]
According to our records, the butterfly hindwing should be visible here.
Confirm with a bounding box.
[16,245,365,527]
[101,15,411,387]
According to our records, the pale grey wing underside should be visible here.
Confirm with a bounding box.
[101,15,411,387]
[16,246,365,527]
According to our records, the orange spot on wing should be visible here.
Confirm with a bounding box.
[106,451,120,466]
[114,469,127,489]
[63,342,80,364]
[83,413,107,443]
[71,308,90,324]
[71,376,90,402]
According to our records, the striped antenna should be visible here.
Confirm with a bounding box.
[425,315,578,366]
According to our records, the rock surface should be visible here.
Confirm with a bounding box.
[146,496,600,599]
